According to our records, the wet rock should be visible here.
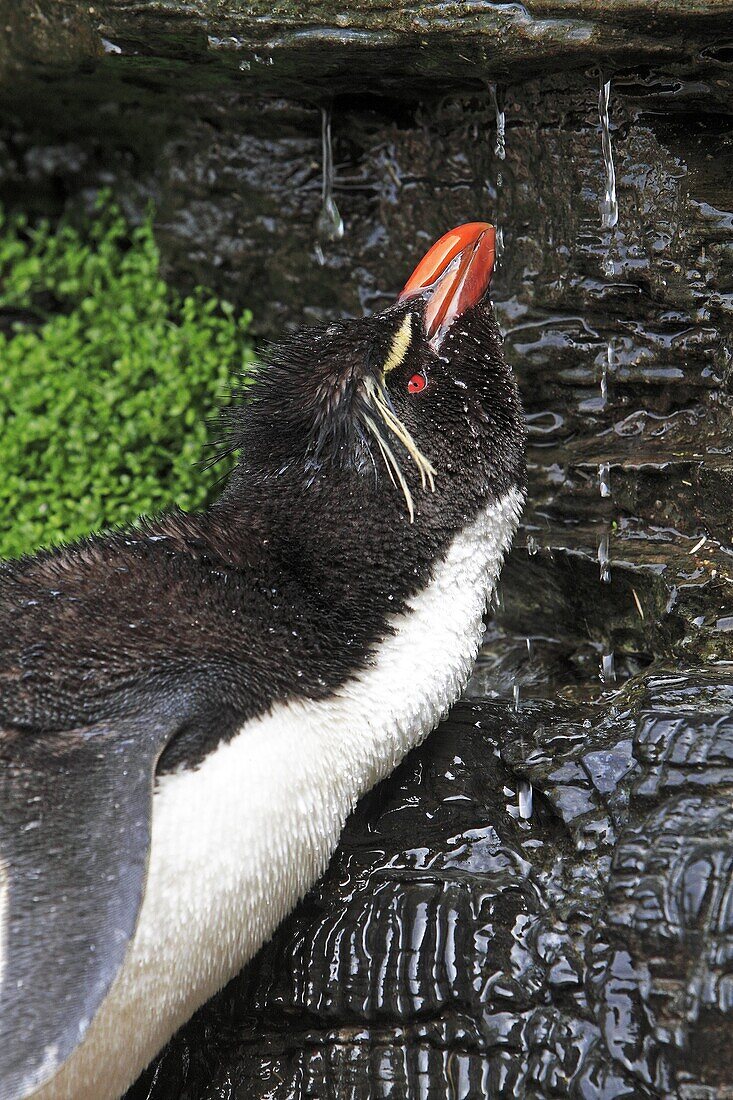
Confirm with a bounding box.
[0,5,732,1097]
[2,2,730,99]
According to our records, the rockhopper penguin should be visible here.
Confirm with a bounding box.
[0,222,526,1100]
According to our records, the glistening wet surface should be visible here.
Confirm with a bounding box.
[1,16,732,1097]
[119,69,733,1099]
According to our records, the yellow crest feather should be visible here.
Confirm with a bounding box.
[382,313,413,375]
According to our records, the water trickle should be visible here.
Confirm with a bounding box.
[601,341,613,406]
[314,105,344,266]
[599,462,611,499]
[600,652,616,685]
[598,74,618,230]
[598,533,611,584]
[487,84,508,265]
[495,225,505,262]
[490,83,506,161]
[513,673,531,820]
[518,781,533,820]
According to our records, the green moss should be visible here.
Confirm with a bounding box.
[0,195,256,559]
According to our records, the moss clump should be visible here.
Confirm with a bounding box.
[0,196,256,559]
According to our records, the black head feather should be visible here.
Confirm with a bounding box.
[218,298,525,525]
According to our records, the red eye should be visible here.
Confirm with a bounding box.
[408,372,427,394]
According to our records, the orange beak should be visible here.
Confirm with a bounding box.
[398,222,496,351]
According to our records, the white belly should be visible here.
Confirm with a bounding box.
[33,489,522,1100]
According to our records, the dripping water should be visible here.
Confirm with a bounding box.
[314,105,344,266]
[490,83,506,161]
[518,782,533,820]
[598,74,618,230]
[495,225,505,263]
[598,533,611,584]
[488,83,507,263]
[601,340,613,407]
[596,329,614,665]
[600,652,616,685]
[512,681,533,821]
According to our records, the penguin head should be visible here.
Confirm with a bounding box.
[222,223,525,537]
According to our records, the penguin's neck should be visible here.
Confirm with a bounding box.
[203,482,525,770]
[209,468,455,627]
[168,486,526,950]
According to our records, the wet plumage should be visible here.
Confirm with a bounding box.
[0,223,525,1100]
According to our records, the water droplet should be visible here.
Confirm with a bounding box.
[518,781,533,820]
[314,105,344,266]
[526,534,539,556]
[598,533,611,583]
[526,637,532,659]
[316,191,344,247]
[599,462,611,498]
[601,340,613,406]
[600,652,616,685]
[513,683,521,713]
[490,83,506,161]
[598,73,618,230]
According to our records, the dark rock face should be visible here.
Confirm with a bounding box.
[1,5,732,1097]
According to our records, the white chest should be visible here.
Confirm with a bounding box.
[37,488,523,1100]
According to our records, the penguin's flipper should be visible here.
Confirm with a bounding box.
[0,711,180,1099]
